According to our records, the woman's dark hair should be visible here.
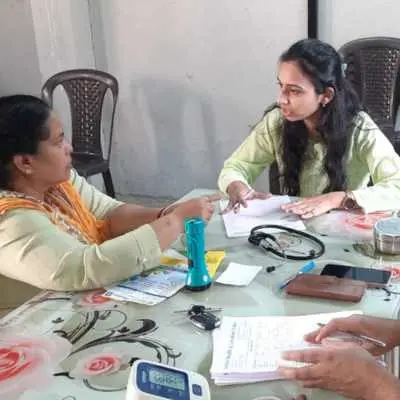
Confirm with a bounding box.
[0,95,51,189]
[277,38,361,195]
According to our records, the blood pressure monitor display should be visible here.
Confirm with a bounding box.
[148,368,185,391]
[135,361,190,400]
[127,360,210,400]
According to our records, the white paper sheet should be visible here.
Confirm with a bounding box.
[216,262,262,286]
[210,310,362,385]
[220,195,306,237]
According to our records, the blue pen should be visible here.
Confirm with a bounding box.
[279,261,316,290]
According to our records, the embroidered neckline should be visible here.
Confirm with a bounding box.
[0,188,90,244]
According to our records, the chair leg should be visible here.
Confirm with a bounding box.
[102,169,116,198]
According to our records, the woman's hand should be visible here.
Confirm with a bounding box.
[279,342,400,400]
[172,195,222,228]
[222,181,270,214]
[151,195,221,250]
[304,315,400,356]
[281,191,345,219]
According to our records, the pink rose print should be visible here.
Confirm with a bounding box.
[83,354,121,376]
[71,352,130,378]
[0,335,71,399]
[73,289,113,308]
[346,211,392,230]
[0,346,41,380]
[390,266,400,280]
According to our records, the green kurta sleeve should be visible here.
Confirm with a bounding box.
[218,108,280,193]
[0,209,162,291]
[0,172,162,291]
[350,113,400,213]
[218,108,400,213]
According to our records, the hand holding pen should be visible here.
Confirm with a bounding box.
[221,181,271,214]
[304,314,400,356]
[316,322,386,348]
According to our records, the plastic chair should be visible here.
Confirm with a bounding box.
[339,37,400,154]
[41,69,118,197]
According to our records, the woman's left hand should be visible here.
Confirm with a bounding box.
[281,191,345,219]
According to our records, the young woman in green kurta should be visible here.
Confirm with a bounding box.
[219,39,400,217]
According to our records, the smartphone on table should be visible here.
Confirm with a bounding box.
[321,264,391,288]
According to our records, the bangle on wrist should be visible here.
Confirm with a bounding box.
[157,207,167,218]
[157,204,174,218]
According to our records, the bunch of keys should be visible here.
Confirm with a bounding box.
[174,305,222,331]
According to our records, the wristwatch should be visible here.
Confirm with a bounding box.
[341,191,358,210]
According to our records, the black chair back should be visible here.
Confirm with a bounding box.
[340,36,400,153]
[42,69,118,197]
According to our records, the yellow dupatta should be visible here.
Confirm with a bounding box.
[0,181,108,244]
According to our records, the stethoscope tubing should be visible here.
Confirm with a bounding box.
[249,224,325,261]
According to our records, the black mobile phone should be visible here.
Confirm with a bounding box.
[321,264,391,287]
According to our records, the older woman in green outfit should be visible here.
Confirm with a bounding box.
[0,94,220,293]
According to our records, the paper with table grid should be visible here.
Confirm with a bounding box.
[210,310,362,385]
[220,195,306,237]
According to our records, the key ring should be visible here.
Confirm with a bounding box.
[173,304,222,315]
[173,304,222,331]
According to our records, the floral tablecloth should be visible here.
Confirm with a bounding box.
[0,290,183,399]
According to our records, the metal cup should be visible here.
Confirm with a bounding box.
[374,217,400,255]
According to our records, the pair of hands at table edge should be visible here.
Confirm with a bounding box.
[279,315,400,400]
[225,181,347,219]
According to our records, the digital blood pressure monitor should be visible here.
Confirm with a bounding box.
[126,360,211,400]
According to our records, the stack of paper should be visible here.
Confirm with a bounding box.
[210,310,361,385]
[220,195,306,238]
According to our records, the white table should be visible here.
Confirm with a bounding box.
[1,189,399,400]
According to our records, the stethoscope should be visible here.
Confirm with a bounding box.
[248,224,325,261]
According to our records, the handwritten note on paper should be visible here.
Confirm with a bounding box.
[210,310,363,385]
[216,262,262,286]
[220,195,306,237]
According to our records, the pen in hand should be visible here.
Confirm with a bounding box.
[232,189,255,212]
[317,322,387,348]
[221,189,255,214]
